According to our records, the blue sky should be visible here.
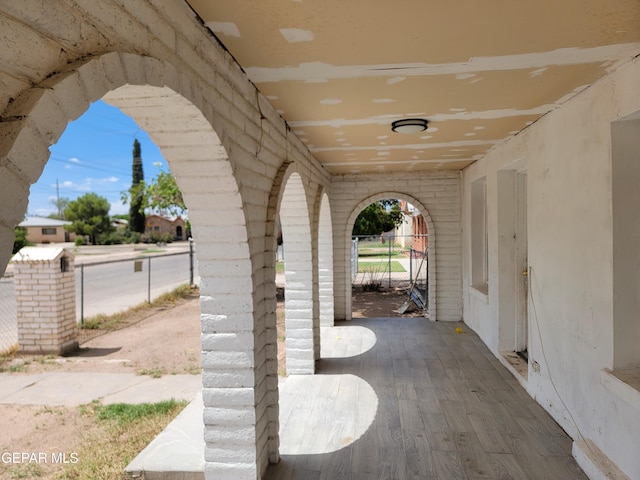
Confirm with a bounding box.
[27,100,169,218]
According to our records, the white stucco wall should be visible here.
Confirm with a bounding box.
[461,56,640,479]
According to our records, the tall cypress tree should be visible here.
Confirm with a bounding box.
[129,139,146,233]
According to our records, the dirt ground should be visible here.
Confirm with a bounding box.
[0,292,203,480]
[351,284,427,319]
[0,285,424,479]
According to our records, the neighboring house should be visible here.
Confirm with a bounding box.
[112,217,129,232]
[18,217,76,244]
[144,215,187,241]
[397,200,428,253]
[411,214,428,254]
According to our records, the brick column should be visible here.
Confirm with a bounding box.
[13,247,78,355]
[280,174,315,375]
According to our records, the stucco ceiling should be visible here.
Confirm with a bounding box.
[186,1,640,174]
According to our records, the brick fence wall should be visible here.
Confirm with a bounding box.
[13,249,77,355]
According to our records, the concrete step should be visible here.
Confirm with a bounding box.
[125,392,204,480]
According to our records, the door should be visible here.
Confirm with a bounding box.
[515,172,528,356]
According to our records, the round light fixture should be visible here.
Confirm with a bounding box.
[391,118,429,134]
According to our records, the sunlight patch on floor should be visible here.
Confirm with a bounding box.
[320,326,377,358]
[278,374,378,455]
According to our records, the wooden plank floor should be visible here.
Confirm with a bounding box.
[264,318,588,480]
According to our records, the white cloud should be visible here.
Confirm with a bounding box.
[110,200,129,215]
[64,178,91,192]
[100,176,119,183]
[33,207,53,217]
[69,157,80,163]
[60,177,120,193]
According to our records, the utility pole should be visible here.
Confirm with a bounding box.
[56,179,61,218]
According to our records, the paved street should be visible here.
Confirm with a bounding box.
[0,243,199,353]
[76,252,197,320]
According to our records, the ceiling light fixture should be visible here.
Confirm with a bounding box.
[391,118,429,134]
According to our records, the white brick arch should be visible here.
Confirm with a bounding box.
[279,171,316,374]
[345,192,437,321]
[0,51,281,478]
[317,191,334,329]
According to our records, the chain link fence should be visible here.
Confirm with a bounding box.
[0,244,198,355]
[352,234,429,310]
[0,277,17,355]
[76,249,197,324]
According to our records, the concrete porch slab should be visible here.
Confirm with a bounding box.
[125,392,205,480]
[123,319,587,480]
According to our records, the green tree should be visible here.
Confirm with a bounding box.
[145,171,186,216]
[353,203,384,236]
[12,226,31,254]
[50,196,70,220]
[129,139,146,233]
[64,193,113,245]
[352,199,404,237]
[122,169,186,217]
[380,199,403,232]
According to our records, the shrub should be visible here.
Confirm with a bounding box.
[145,232,174,244]
[12,227,31,253]
[126,231,141,244]
[98,231,126,245]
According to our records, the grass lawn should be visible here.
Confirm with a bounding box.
[357,250,405,258]
[356,241,401,249]
[357,242,406,259]
[358,260,406,273]
[80,284,198,331]
[57,400,187,480]
[136,248,166,255]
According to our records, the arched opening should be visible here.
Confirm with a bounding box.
[346,193,436,321]
[278,172,315,375]
[14,99,196,323]
[0,52,277,478]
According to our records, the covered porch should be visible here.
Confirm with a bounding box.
[133,314,586,479]
[266,317,586,480]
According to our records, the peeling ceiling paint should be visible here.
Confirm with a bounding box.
[187,0,640,173]
[279,28,314,43]
[206,21,240,37]
[243,46,638,83]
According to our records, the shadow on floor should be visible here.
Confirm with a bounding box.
[264,317,587,480]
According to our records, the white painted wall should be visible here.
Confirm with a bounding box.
[461,56,640,479]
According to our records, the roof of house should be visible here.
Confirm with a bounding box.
[12,246,66,262]
[19,216,71,228]
[146,214,185,223]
